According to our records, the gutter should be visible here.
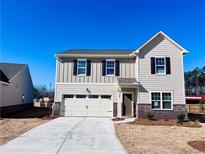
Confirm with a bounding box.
[55,54,136,58]
[0,81,11,86]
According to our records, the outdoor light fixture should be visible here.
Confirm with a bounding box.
[86,88,91,93]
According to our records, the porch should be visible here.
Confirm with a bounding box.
[117,78,139,118]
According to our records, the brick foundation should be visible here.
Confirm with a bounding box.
[113,102,118,117]
[137,104,187,119]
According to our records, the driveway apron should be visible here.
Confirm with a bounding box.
[0,117,127,154]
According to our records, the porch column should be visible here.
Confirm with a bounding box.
[117,86,122,117]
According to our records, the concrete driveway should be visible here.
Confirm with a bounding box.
[0,117,127,154]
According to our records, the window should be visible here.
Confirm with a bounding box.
[151,92,172,110]
[64,95,74,98]
[101,95,111,99]
[151,92,161,109]
[89,95,99,99]
[76,95,86,98]
[106,59,115,76]
[155,57,166,74]
[162,93,172,109]
[77,59,87,76]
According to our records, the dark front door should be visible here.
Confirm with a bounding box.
[122,94,132,116]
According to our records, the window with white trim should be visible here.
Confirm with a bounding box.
[77,59,87,76]
[151,92,172,110]
[162,93,172,109]
[151,92,161,109]
[101,95,112,99]
[76,95,86,98]
[89,95,99,99]
[64,95,74,98]
[106,59,115,76]
[155,57,166,74]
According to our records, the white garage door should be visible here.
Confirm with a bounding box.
[64,95,113,117]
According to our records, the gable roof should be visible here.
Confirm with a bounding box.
[0,63,27,82]
[135,31,188,55]
[56,31,188,57]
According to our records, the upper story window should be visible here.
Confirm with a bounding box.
[151,57,171,75]
[155,57,166,74]
[106,59,115,76]
[151,92,172,110]
[77,59,87,76]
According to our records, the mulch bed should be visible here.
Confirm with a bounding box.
[128,119,202,128]
[112,117,125,121]
[188,141,205,153]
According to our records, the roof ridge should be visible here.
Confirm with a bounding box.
[0,62,27,66]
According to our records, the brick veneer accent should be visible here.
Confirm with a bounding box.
[113,102,118,117]
[137,104,187,119]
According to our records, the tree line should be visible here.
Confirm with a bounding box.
[185,66,205,95]
[33,85,54,100]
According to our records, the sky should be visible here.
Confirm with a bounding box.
[1,0,205,89]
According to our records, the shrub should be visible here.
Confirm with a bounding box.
[176,113,185,124]
[145,112,154,120]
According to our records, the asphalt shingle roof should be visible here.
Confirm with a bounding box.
[117,78,138,84]
[0,63,26,81]
[57,49,134,55]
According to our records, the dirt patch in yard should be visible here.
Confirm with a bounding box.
[0,118,49,144]
[129,119,202,128]
[115,123,205,154]
[0,107,50,144]
[188,141,205,153]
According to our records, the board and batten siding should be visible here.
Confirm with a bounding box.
[56,58,135,83]
[138,35,185,105]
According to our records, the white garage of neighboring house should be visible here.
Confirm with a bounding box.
[0,63,33,115]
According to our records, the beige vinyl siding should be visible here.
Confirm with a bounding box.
[55,83,118,102]
[138,35,185,105]
[56,58,135,83]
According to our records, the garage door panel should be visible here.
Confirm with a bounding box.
[100,97,113,117]
[65,111,75,116]
[100,111,112,117]
[64,98,76,116]
[87,111,100,116]
[74,111,87,116]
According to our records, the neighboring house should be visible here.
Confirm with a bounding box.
[54,31,188,119]
[0,63,33,115]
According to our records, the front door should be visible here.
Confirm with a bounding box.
[122,94,132,117]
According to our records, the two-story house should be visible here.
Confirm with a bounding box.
[54,31,188,119]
